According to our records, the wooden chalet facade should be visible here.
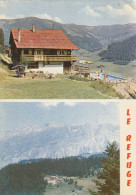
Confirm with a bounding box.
[9,25,79,74]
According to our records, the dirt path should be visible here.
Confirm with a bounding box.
[0,67,7,73]
[0,53,12,64]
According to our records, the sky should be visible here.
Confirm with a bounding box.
[0,0,135,25]
[0,101,120,136]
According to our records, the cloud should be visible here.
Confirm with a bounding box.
[82,3,136,23]
[0,0,6,7]
[0,104,6,134]
[99,102,110,105]
[0,12,63,22]
[97,3,136,19]
[35,13,52,20]
[83,5,101,17]
[124,0,136,9]
[0,14,10,19]
[16,15,25,19]
[54,17,62,23]
[35,13,62,23]
[41,101,77,108]
[104,4,136,17]
[42,102,59,108]
[63,101,77,107]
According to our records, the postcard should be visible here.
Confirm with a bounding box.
[0,100,121,195]
[0,100,136,194]
[0,0,135,99]
[0,0,136,194]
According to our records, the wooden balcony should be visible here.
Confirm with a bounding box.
[21,55,77,62]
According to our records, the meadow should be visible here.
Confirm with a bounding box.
[44,177,97,195]
[0,70,123,99]
[0,52,128,99]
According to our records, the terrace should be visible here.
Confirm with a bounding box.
[21,54,78,62]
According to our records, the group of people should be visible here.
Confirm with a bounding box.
[104,73,108,79]
[100,69,108,80]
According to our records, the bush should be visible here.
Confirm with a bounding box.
[69,75,88,82]
[68,178,73,184]
[78,186,83,191]
[84,73,89,77]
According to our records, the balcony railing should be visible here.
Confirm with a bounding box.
[21,55,77,62]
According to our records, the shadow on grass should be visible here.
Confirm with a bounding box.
[113,61,130,65]
[97,65,105,68]
[1,59,13,68]
[12,76,22,78]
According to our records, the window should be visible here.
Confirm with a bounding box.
[36,50,42,55]
[24,49,29,54]
[44,49,50,55]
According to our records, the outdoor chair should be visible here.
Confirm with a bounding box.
[15,71,26,77]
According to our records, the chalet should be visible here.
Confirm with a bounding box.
[9,25,79,74]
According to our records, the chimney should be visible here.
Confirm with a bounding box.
[18,28,21,42]
[32,24,36,32]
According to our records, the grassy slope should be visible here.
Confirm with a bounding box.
[44,177,96,195]
[0,75,110,99]
[0,53,123,99]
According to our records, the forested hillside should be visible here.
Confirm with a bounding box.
[0,155,101,195]
[99,35,136,61]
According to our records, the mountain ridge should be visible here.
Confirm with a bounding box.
[0,122,119,169]
[0,17,136,51]
[17,152,105,165]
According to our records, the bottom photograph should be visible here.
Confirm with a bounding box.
[0,101,120,195]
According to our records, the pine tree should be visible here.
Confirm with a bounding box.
[96,142,120,195]
[0,28,5,53]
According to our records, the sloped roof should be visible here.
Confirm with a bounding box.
[10,29,79,50]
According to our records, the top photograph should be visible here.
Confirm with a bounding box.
[0,0,136,99]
